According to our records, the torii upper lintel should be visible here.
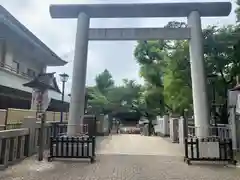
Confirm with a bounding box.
[50,2,231,19]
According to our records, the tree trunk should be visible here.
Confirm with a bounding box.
[148,120,153,136]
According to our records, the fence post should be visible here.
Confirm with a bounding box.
[228,139,234,162]
[91,136,96,163]
[183,109,188,139]
[169,117,179,143]
[163,115,170,136]
[19,136,25,159]
[65,112,68,121]
[184,137,188,159]
[22,117,37,156]
[4,109,9,130]
[179,117,186,146]
[2,139,10,169]
[12,137,18,162]
[52,123,57,138]
[49,137,53,158]
[229,105,237,151]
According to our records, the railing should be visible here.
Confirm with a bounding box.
[184,137,236,165]
[0,61,31,79]
[0,115,105,169]
[48,122,94,163]
[48,136,96,163]
[188,125,231,139]
[0,128,29,169]
[0,122,54,170]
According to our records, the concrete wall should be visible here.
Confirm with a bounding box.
[96,114,110,136]
[0,108,69,125]
[154,115,170,137]
[0,109,6,125]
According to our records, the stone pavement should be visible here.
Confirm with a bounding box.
[1,134,240,180]
[96,134,183,156]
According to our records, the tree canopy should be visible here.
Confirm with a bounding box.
[86,70,144,120]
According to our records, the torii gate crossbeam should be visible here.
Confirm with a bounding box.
[49,2,232,137]
[88,28,191,40]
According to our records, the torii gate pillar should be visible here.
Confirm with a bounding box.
[188,11,209,137]
[67,12,89,136]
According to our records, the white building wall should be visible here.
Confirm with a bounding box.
[0,41,4,64]
[4,46,13,67]
[0,42,70,103]
[0,69,70,102]
[9,43,45,75]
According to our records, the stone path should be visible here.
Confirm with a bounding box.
[1,134,240,180]
[96,134,183,156]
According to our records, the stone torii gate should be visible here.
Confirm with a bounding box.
[49,2,231,137]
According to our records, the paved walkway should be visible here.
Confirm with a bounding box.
[1,134,240,180]
[96,134,183,156]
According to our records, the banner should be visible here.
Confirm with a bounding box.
[31,89,38,110]
[31,89,51,112]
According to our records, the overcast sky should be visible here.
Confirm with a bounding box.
[0,0,237,94]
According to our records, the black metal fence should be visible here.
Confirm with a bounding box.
[184,137,237,165]
[48,136,96,163]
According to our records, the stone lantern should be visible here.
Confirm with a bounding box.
[23,72,60,161]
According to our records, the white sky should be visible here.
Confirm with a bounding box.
[0,0,237,94]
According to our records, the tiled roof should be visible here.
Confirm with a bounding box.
[23,73,61,93]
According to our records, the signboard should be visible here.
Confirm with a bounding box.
[199,141,220,158]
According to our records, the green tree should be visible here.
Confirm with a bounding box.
[134,20,240,120]
[163,41,192,114]
[87,69,114,114]
[235,0,240,22]
[95,69,114,95]
[87,87,110,114]
[87,69,144,118]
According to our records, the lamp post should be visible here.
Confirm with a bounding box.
[60,73,69,123]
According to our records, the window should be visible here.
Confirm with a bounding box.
[12,61,19,73]
[27,68,36,78]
